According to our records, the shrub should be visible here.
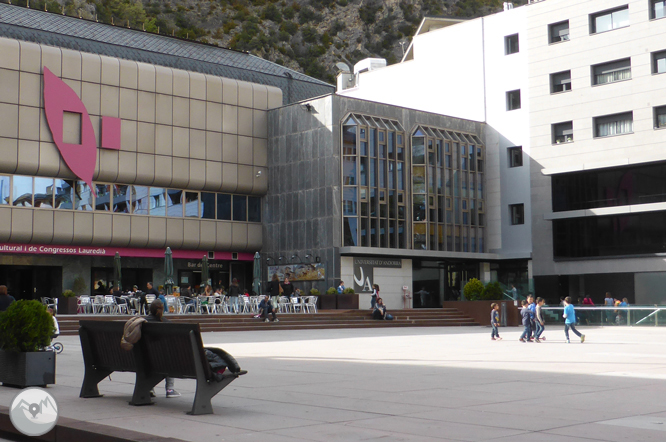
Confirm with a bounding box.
[482,281,504,300]
[72,276,87,295]
[463,278,484,301]
[310,288,321,296]
[61,290,76,298]
[0,300,55,352]
[343,287,355,294]
[326,287,337,295]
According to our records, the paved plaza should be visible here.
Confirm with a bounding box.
[3,325,666,441]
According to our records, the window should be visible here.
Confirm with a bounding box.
[549,20,570,43]
[510,204,524,225]
[506,90,521,111]
[590,6,630,34]
[594,112,633,137]
[655,106,666,129]
[550,71,572,93]
[651,0,666,19]
[508,146,523,168]
[201,193,215,219]
[505,34,519,55]
[592,58,631,85]
[216,194,231,220]
[552,121,573,144]
[248,196,261,222]
[653,50,666,74]
[232,195,246,221]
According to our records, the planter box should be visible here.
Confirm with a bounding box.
[58,296,78,315]
[0,350,56,388]
[337,294,359,309]
[319,295,337,310]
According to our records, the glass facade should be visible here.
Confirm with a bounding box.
[554,211,666,258]
[341,116,485,252]
[552,162,666,212]
[0,175,261,223]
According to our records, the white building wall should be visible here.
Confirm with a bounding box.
[526,0,666,277]
[340,256,413,310]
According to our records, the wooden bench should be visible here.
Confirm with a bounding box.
[79,320,247,415]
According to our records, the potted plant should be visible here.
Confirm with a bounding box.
[58,289,78,315]
[337,287,359,309]
[0,300,56,388]
[320,287,337,310]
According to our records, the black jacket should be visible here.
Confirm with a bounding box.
[268,280,281,296]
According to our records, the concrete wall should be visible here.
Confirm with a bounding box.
[0,37,280,252]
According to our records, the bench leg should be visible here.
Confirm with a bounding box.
[130,373,165,406]
[188,376,236,415]
[80,369,112,398]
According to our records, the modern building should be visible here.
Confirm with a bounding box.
[337,0,666,304]
[0,3,333,300]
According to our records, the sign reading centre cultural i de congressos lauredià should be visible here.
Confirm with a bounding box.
[353,258,402,293]
[0,244,254,260]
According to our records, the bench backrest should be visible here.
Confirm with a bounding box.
[79,320,136,372]
[138,322,212,380]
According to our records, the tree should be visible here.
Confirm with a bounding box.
[463,278,484,301]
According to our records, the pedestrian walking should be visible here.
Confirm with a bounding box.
[563,296,585,343]
[490,303,502,340]
[519,300,532,342]
[535,297,546,342]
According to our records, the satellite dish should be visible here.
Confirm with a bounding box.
[335,62,351,72]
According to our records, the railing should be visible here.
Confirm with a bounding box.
[542,306,666,326]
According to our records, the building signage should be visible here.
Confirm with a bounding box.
[43,67,121,195]
[267,263,325,281]
[186,261,229,270]
[0,243,254,261]
[353,258,402,293]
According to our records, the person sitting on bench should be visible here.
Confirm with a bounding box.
[372,298,394,320]
[146,299,180,398]
[258,295,279,323]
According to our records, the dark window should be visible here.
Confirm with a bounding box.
[201,192,215,219]
[550,71,572,93]
[216,194,231,220]
[232,195,246,221]
[552,121,573,144]
[552,161,666,212]
[508,146,523,168]
[343,217,358,246]
[549,20,570,43]
[592,58,631,85]
[653,50,666,74]
[505,34,519,54]
[655,105,666,129]
[651,0,666,19]
[590,6,630,34]
[510,204,524,225]
[594,112,633,137]
[506,90,521,111]
[553,211,666,258]
[247,197,261,222]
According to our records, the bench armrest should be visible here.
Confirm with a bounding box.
[204,347,242,374]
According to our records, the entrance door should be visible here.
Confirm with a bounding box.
[0,266,62,301]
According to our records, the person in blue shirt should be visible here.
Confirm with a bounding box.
[519,300,532,342]
[337,281,345,294]
[563,296,585,343]
[490,303,502,340]
[527,295,536,339]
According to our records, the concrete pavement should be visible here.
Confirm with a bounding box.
[2,325,666,441]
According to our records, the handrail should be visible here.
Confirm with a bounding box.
[542,305,665,326]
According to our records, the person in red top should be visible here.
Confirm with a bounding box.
[582,295,594,306]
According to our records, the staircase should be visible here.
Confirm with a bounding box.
[56,308,479,336]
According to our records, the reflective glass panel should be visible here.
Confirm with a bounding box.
[73,181,93,211]
[343,187,358,216]
[93,184,111,211]
[13,176,32,207]
[131,186,149,214]
[414,223,426,250]
[201,192,215,219]
[344,217,358,246]
[33,177,54,208]
[0,176,9,205]
[248,196,261,222]
[412,137,425,164]
[343,156,356,185]
[343,125,356,155]
[413,166,426,194]
[54,179,73,209]
[149,188,166,216]
[413,195,426,221]
[233,195,246,221]
[184,192,199,217]
[217,194,231,220]
[167,189,183,216]
[113,185,130,213]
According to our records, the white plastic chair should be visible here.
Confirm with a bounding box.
[165,296,181,314]
[278,296,291,313]
[304,296,318,313]
[290,297,305,313]
[77,296,92,314]
[92,295,105,314]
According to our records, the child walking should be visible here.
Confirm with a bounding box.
[563,296,585,343]
[534,297,546,342]
[519,300,532,342]
[490,303,502,340]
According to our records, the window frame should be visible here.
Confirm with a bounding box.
[652,50,666,74]
[552,121,574,144]
[508,146,523,168]
[550,70,572,94]
[504,33,519,55]
[509,204,525,226]
[593,111,634,138]
[590,5,630,34]
[506,89,521,111]
[651,0,666,20]
[654,105,666,129]
[548,20,570,44]
[591,58,632,86]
